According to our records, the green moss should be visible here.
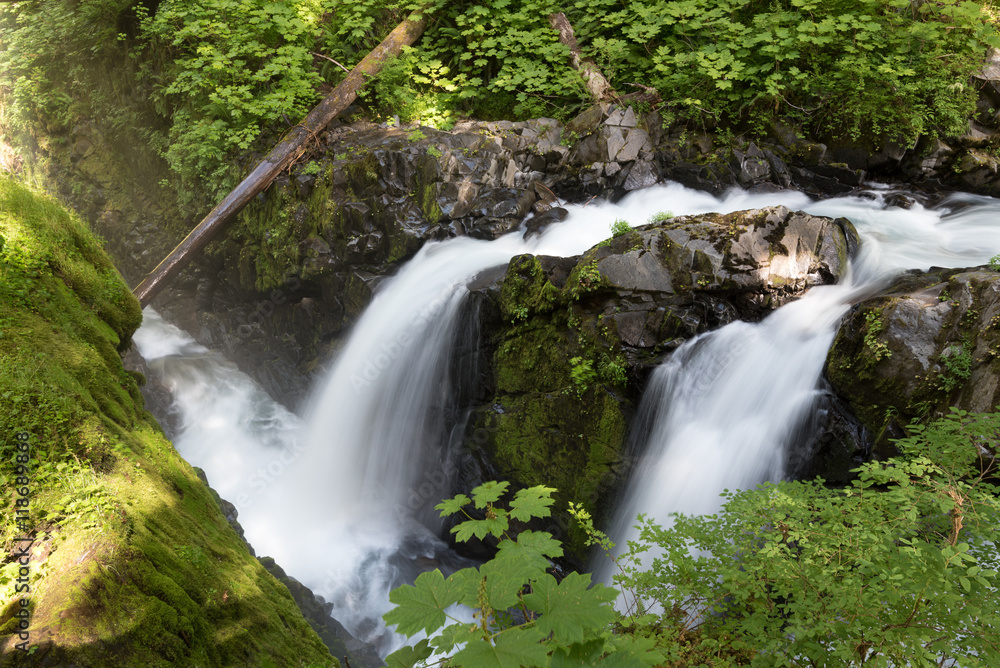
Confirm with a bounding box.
[0,177,336,666]
[234,182,304,291]
[499,255,562,322]
[342,150,380,200]
[496,322,574,394]
[413,156,443,226]
[487,251,635,557]
[485,389,627,557]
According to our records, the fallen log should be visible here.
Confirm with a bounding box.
[133,9,429,307]
[548,12,614,103]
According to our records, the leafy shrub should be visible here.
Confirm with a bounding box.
[134,0,328,207]
[613,408,1000,666]
[937,341,974,392]
[863,309,892,362]
[568,356,597,394]
[610,218,631,237]
[580,0,999,143]
[385,410,1000,666]
[383,481,662,667]
[647,211,674,225]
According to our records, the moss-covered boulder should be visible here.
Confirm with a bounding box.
[0,177,336,667]
[463,206,856,559]
[825,267,1000,457]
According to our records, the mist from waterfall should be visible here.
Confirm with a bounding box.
[133,182,1000,656]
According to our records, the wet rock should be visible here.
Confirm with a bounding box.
[793,387,873,483]
[825,267,1000,455]
[258,557,380,668]
[523,207,569,238]
[732,143,771,186]
[463,207,857,558]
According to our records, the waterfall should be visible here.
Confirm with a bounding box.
[601,187,1000,581]
[133,181,1000,657]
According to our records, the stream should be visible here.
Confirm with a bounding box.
[132,182,1000,659]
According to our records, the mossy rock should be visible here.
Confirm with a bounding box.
[472,387,628,557]
[825,267,1000,455]
[0,177,336,667]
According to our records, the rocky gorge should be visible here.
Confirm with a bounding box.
[7,37,1000,666]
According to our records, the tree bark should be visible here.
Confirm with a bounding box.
[548,12,614,103]
[133,9,429,307]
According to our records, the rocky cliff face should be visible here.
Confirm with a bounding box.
[455,206,857,557]
[142,106,876,410]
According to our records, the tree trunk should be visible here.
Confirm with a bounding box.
[548,12,614,103]
[133,9,429,307]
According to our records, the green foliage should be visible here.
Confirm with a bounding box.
[937,341,973,392]
[582,0,997,143]
[568,356,597,395]
[383,482,661,667]
[611,408,1000,666]
[356,0,999,144]
[610,218,632,237]
[598,356,627,388]
[647,211,674,225]
[0,0,136,135]
[134,0,328,208]
[390,413,1000,667]
[568,261,602,300]
[989,253,1000,270]
[863,309,892,361]
[363,50,461,128]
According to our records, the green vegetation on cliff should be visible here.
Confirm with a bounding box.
[3,0,998,216]
[0,176,335,666]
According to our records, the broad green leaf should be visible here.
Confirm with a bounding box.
[471,480,510,508]
[480,557,529,610]
[522,572,617,644]
[550,638,606,668]
[436,493,471,517]
[384,638,432,668]
[490,531,562,582]
[385,569,459,635]
[430,621,483,654]
[451,627,549,668]
[453,511,510,542]
[448,567,484,607]
[509,486,555,521]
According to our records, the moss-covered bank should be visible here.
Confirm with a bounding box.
[0,176,336,667]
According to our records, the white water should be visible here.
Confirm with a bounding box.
[133,182,1000,656]
[601,188,1000,581]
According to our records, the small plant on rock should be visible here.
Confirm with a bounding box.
[610,218,632,237]
[864,310,892,362]
[937,342,973,392]
[647,211,675,225]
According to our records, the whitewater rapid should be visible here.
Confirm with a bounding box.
[133,182,1000,655]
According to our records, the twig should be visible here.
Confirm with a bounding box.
[533,181,561,206]
[310,52,351,74]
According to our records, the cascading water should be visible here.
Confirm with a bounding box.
[600,187,1000,580]
[133,181,1000,657]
